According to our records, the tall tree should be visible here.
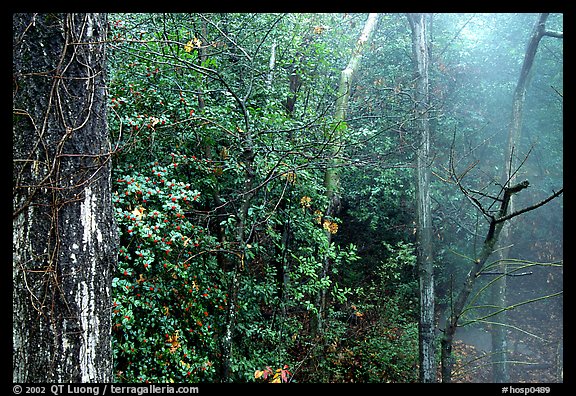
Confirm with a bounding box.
[439,13,563,377]
[492,12,563,382]
[407,12,435,383]
[323,13,379,220]
[13,13,117,382]
[318,12,379,331]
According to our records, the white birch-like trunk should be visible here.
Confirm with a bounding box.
[407,12,436,383]
[317,13,379,333]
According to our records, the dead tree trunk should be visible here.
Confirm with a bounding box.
[13,13,117,382]
[440,180,529,382]
[492,13,563,382]
[440,171,562,382]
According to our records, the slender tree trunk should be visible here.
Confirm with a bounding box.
[220,83,257,383]
[439,15,562,382]
[323,13,379,219]
[440,180,530,382]
[13,13,117,382]
[266,39,277,91]
[315,13,379,334]
[407,12,436,383]
[493,13,561,382]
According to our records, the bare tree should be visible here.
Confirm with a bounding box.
[439,145,563,382]
[492,12,563,382]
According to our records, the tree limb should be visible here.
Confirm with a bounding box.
[495,187,563,224]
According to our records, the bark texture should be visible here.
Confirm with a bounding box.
[13,13,117,382]
[407,12,436,383]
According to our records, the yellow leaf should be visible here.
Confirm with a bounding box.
[132,206,145,220]
[323,220,339,234]
[166,330,180,353]
[313,25,327,34]
[254,370,264,379]
[184,40,194,53]
[281,171,297,184]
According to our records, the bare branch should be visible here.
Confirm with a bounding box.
[495,187,563,224]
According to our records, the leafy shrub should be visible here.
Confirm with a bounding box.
[111,154,227,382]
[318,241,419,383]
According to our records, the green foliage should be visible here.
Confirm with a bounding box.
[312,241,419,383]
[108,13,366,383]
[105,12,562,384]
[112,155,225,382]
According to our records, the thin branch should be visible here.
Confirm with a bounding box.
[543,30,563,39]
[459,291,563,327]
[495,187,563,224]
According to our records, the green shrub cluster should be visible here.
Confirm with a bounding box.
[112,154,226,382]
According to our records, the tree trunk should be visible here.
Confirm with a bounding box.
[407,12,436,383]
[440,180,530,382]
[220,81,257,384]
[13,13,117,382]
[315,13,379,334]
[492,12,561,382]
[439,13,562,383]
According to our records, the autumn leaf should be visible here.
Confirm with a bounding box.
[313,25,327,34]
[132,206,145,220]
[323,219,339,234]
[166,331,180,353]
[281,171,297,184]
[271,374,281,383]
[281,368,291,383]
[255,366,290,383]
[184,40,194,53]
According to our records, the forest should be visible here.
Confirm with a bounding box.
[13,13,563,384]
